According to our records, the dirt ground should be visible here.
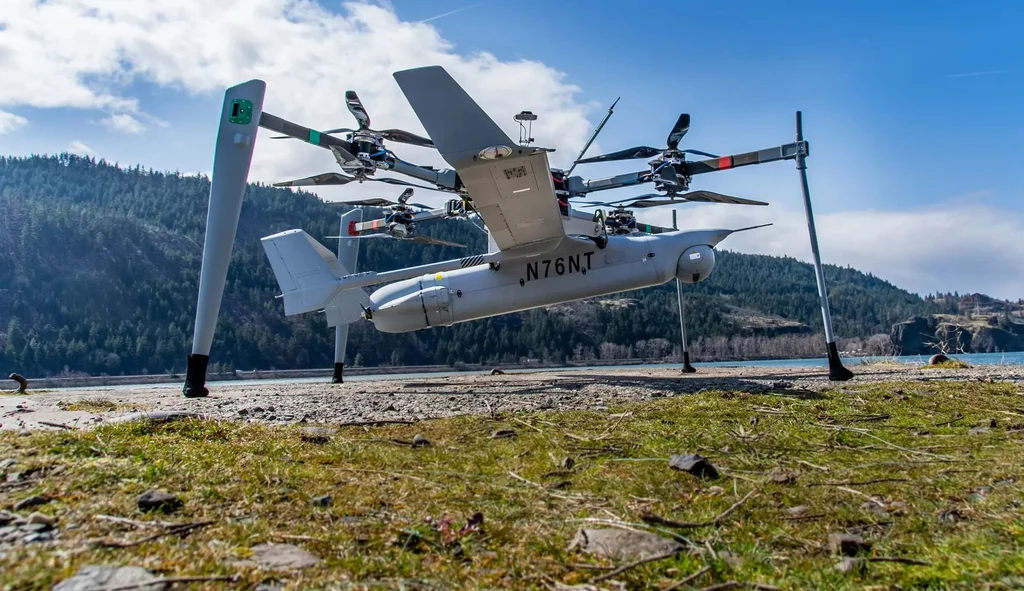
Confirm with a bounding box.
[3,363,1023,431]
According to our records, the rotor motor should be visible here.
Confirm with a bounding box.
[676,245,715,284]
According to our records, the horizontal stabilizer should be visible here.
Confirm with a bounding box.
[260,229,369,323]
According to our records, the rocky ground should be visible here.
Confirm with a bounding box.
[4,363,1022,430]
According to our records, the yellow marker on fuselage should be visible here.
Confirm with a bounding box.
[435,273,444,280]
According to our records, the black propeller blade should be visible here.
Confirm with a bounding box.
[345,90,371,130]
[272,90,435,148]
[273,172,438,192]
[666,113,690,150]
[573,112,719,164]
[571,190,768,209]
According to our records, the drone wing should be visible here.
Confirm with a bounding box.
[393,66,567,253]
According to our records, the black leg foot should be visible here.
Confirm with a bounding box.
[681,351,696,373]
[827,342,854,381]
[183,354,210,398]
[332,362,344,384]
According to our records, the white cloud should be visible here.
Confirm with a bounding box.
[68,140,97,156]
[100,113,145,134]
[645,202,1024,300]
[0,0,595,188]
[0,109,28,135]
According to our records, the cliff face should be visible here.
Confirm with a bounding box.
[890,315,1024,355]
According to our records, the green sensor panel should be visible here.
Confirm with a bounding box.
[229,99,253,125]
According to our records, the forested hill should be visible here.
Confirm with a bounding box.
[1,153,938,377]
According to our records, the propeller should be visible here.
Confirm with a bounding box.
[326,188,434,210]
[574,190,769,208]
[273,172,439,191]
[325,233,465,248]
[574,114,719,164]
[271,90,434,148]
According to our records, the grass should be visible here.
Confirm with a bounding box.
[921,359,973,370]
[55,398,147,413]
[2,380,1024,589]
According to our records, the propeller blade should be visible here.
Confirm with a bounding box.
[329,145,362,171]
[666,113,690,150]
[273,172,354,187]
[270,127,355,140]
[675,190,769,206]
[259,112,355,153]
[370,177,440,191]
[327,233,465,248]
[345,90,371,130]
[574,146,663,164]
[396,188,414,203]
[731,223,773,233]
[681,148,720,158]
[408,235,466,248]
[379,129,435,148]
[326,197,398,207]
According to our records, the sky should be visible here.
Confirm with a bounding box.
[0,0,1022,299]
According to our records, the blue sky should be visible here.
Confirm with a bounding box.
[0,0,1021,297]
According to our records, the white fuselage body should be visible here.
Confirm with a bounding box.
[367,229,715,333]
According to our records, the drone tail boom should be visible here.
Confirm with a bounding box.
[260,229,369,326]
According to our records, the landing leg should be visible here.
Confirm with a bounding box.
[332,209,363,384]
[677,279,696,373]
[183,80,267,398]
[795,111,853,381]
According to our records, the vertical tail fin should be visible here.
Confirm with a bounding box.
[261,229,368,325]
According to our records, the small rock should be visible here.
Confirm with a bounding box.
[249,543,321,570]
[312,495,333,507]
[928,353,949,365]
[26,512,55,527]
[970,426,990,436]
[668,453,719,480]
[23,521,51,533]
[828,533,872,556]
[137,490,182,513]
[490,429,517,439]
[771,381,793,389]
[786,505,810,517]
[937,507,965,523]
[412,434,431,447]
[0,510,17,526]
[568,528,683,561]
[53,565,168,591]
[834,557,867,574]
[559,457,575,470]
[297,426,334,444]
[0,458,17,472]
[706,486,725,495]
[384,404,397,412]
[14,495,52,511]
[254,585,285,591]
[489,368,505,375]
[766,469,797,484]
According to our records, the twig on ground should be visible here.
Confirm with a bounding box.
[642,490,757,529]
[807,478,910,487]
[272,532,327,542]
[94,515,174,529]
[94,521,214,548]
[336,468,436,485]
[590,548,680,583]
[511,416,544,433]
[866,556,931,566]
[663,565,712,591]
[696,583,780,591]
[836,486,885,507]
[37,420,75,430]
[107,575,238,590]
[795,459,830,472]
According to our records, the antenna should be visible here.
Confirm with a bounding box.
[514,111,537,146]
[566,97,619,176]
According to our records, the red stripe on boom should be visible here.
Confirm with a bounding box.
[717,156,733,170]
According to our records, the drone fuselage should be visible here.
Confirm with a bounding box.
[365,230,716,333]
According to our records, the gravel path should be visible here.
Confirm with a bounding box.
[3,364,1022,431]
